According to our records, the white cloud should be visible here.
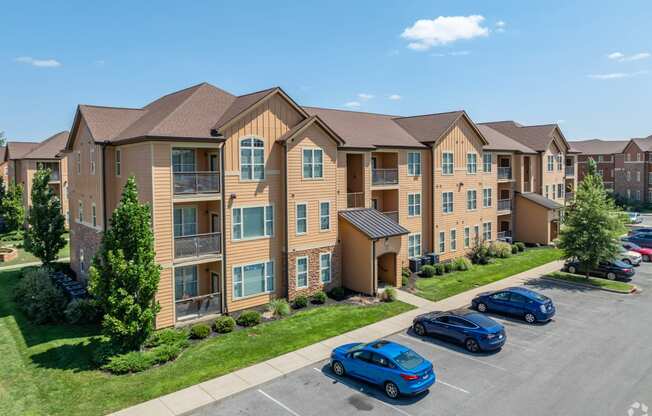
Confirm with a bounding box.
[607,52,625,60]
[495,20,506,33]
[357,93,374,101]
[607,52,650,62]
[344,101,361,108]
[94,59,106,67]
[14,56,61,67]
[401,15,489,51]
[388,94,402,101]
[431,51,471,57]
[588,70,648,80]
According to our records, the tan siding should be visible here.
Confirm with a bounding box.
[156,268,174,328]
[151,143,173,265]
[339,219,373,294]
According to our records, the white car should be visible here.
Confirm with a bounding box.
[628,212,642,224]
[618,248,642,266]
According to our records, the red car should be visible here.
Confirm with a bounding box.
[622,241,652,262]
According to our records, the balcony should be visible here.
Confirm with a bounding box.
[497,199,511,212]
[565,192,575,202]
[175,293,221,322]
[372,169,398,186]
[173,172,220,195]
[174,232,221,260]
[523,182,532,193]
[565,166,575,176]
[382,211,399,223]
[498,167,512,180]
[347,192,365,208]
[497,230,512,240]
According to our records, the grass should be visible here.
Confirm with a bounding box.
[414,247,564,302]
[0,231,70,267]
[0,268,413,416]
[546,271,635,293]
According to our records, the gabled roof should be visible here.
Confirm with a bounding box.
[339,208,409,239]
[519,192,563,210]
[394,110,488,145]
[569,139,629,155]
[631,136,652,152]
[22,131,69,159]
[275,115,345,145]
[6,141,40,161]
[480,121,570,152]
[477,125,536,153]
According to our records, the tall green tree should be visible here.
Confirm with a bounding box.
[1,182,25,232]
[89,176,161,350]
[24,169,67,265]
[557,159,626,278]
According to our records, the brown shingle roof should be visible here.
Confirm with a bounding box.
[78,105,145,141]
[480,121,568,152]
[569,139,629,155]
[213,87,276,130]
[0,146,5,163]
[477,125,536,153]
[6,141,40,160]
[631,136,652,152]
[22,131,69,159]
[393,111,464,143]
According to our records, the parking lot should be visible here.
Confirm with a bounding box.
[187,264,652,416]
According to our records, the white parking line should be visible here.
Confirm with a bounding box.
[258,389,302,416]
[552,315,587,325]
[396,334,508,372]
[437,380,470,394]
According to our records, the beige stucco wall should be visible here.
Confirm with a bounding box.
[339,218,373,294]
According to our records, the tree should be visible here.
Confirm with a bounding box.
[1,182,25,232]
[89,176,161,350]
[557,159,626,278]
[24,169,66,265]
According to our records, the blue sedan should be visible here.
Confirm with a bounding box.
[412,309,506,352]
[330,340,435,399]
[472,287,555,324]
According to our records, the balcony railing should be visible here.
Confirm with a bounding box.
[565,166,575,176]
[347,192,365,208]
[174,232,221,259]
[497,230,512,240]
[173,172,220,195]
[497,167,512,180]
[382,211,399,223]
[565,192,575,201]
[372,168,398,186]
[523,182,532,193]
[497,199,512,212]
[175,293,221,322]
[49,170,61,181]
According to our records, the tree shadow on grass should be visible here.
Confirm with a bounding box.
[29,337,105,372]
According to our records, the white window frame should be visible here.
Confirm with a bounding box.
[483,222,492,241]
[408,233,422,259]
[319,201,331,231]
[240,137,265,181]
[320,252,332,283]
[483,188,492,208]
[91,203,97,227]
[302,148,324,179]
[79,248,85,274]
[467,153,477,174]
[407,152,421,176]
[78,200,83,223]
[174,206,197,237]
[233,260,275,299]
[296,202,308,235]
[296,256,309,288]
[464,227,470,248]
[408,193,421,217]
[467,189,477,211]
[442,152,454,175]
[439,231,446,254]
[474,225,480,242]
[90,145,95,175]
[115,149,121,177]
[547,155,554,172]
[442,191,453,214]
[450,229,457,251]
[76,151,81,175]
[483,153,492,172]
[232,205,274,241]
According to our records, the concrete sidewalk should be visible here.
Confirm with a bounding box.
[0,257,70,271]
[110,260,564,416]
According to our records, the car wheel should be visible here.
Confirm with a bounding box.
[568,266,577,274]
[414,322,426,336]
[384,381,400,399]
[524,313,536,324]
[465,338,480,353]
[477,302,488,313]
[606,272,617,281]
[331,360,345,376]
[643,255,650,262]
[624,259,632,265]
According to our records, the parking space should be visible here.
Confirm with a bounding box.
[188,264,652,416]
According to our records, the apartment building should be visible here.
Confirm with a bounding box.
[616,137,652,203]
[64,82,574,328]
[571,139,628,192]
[0,146,7,184]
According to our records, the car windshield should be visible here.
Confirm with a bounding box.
[392,349,424,370]
[612,260,630,268]
[526,291,549,302]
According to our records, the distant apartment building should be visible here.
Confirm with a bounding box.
[63,82,576,328]
[571,139,628,192]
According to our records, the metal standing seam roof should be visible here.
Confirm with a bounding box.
[339,208,409,239]
[519,192,563,210]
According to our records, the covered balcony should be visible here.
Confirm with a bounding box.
[497,199,512,213]
[371,152,398,187]
[37,162,61,182]
[173,201,222,262]
[172,147,221,197]
[372,189,400,224]
[346,153,366,208]
[497,156,513,181]
[174,262,222,323]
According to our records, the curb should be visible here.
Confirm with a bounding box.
[540,276,638,294]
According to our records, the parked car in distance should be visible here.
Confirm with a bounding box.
[628,212,642,224]
[330,340,435,399]
[621,241,652,262]
[627,227,652,237]
[563,259,635,281]
[617,247,642,266]
[412,309,506,353]
[471,287,555,324]
[625,231,652,248]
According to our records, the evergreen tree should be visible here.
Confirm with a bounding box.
[557,159,626,278]
[24,169,67,265]
[1,182,25,232]
[89,176,161,350]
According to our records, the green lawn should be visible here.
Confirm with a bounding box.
[0,232,70,267]
[0,268,414,416]
[546,271,635,293]
[415,247,564,302]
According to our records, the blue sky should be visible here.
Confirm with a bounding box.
[2,0,651,141]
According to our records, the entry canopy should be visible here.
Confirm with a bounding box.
[339,208,409,240]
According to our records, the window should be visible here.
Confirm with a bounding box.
[483,188,492,208]
[599,170,604,177]
[78,201,83,222]
[626,171,631,181]
[464,227,470,248]
[627,189,631,199]
[174,206,197,237]
[79,249,85,274]
[172,148,196,172]
[320,253,331,283]
[175,266,198,300]
[557,184,563,198]
[319,202,330,231]
[598,155,604,162]
[408,193,421,217]
[296,203,307,235]
[648,190,652,202]
[408,152,421,176]
[296,257,309,288]
[442,152,454,175]
[91,204,97,227]
[450,229,457,251]
[626,153,631,162]
[467,190,477,210]
[76,151,81,174]
[303,148,323,179]
[467,153,477,174]
[232,206,273,240]
[557,155,563,171]
[545,185,549,199]
[638,153,642,161]
[90,146,95,175]
[637,171,641,182]
[483,222,492,241]
[474,225,480,241]
[233,261,274,298]
[636,190,641,201]
[240,138,265,180]
[483,153,492,172]
[547,155,554,171]
[115,149,121,176]
[442,192,453,213]
[408,233,421,258]
[439,231,445,253]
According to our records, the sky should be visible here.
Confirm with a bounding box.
[2,0,651,142]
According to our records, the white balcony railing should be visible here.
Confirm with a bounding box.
[497,199,511,212]
[175,293,221,322]
[372,169,398,186]
[498,167,512,180]
[523,182,532,193]
[347,192,365,208]
[174,232,221,259]
[173,172,220,195]
[565,166,575,176]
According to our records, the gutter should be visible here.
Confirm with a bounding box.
[100,142,108,230]
[220,144,228,315]
[430,145,435,253]
[283,143,290,299]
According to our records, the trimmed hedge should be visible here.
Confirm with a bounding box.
[420,265,436,277]
[236,310,262,327]
[380,287,397,302]
[311,291,327,304]
[214,316,236,333]
[292,295,308,309]
[190,324,211,339]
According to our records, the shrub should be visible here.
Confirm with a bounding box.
[102,351,154,374]
[64,298,102,324]
[453,257,471,271]
[490,241,512,258]
[401,275,409,286]
[149,343,183,364]
[443,262,454,273]
[420,264,436,277]
[380,287,397,302]
[311,291,327,304]
[214,316,236,333]
[91,339,124,367]
[268,298,291,317]
[145,328,189,349]
[236,310,262,327]
[292,295,308,309]
[328,286,347,301]
[402,267,411,278]
[468,240,491,265]
[515,242,526,252]
[511,244,519,254]
[189,323,211,339]
[434,264,445,275]
[13,268,67,324]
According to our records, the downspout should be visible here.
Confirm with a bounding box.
[283,143,289,299]
[220,145,228,315]
[372,239,377,295]
[101,142,108,230]
[430,145,435,253]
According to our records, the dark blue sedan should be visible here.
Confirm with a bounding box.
[330,340,435,399]
[472,287,555,324]
[412,309,506,352]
